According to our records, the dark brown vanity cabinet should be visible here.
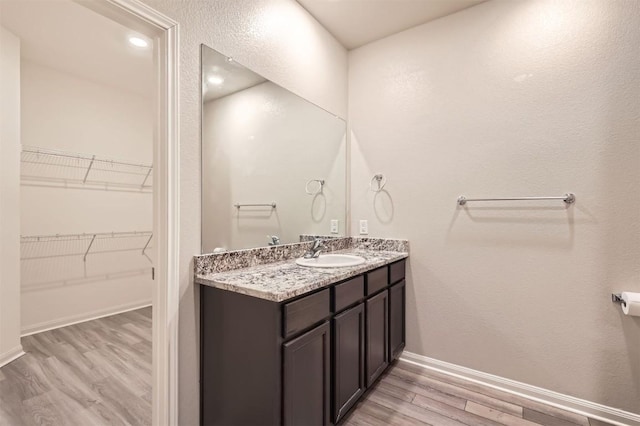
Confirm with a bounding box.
[283,321,331,426]
[389,279,406,361]
[200,258,406,426]
[365,290,389,387]
[332,303,365,423]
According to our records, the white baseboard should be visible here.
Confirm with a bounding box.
[400,351,640,426]
[21,300,152,337]
[0,345,25,368]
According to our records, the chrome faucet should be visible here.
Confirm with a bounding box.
[268,235,280,246]
[304,238,327,258]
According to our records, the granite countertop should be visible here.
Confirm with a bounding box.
[195,248,408,302]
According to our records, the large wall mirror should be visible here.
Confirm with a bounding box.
[201,45,347,253]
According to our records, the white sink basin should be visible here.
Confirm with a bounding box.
[296,254,366,268]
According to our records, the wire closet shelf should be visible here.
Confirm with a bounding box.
[21,146,153,191]
[20,231,153,263]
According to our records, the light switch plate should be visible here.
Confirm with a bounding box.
[359,220,368,235]
[330,220,339,234]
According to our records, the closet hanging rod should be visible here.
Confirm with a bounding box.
[234,203,277,208]
[21,146,152,169]
[457,193,575,206]
[20,160,150,176]
[20,232,153,263]
[21,231,153,242]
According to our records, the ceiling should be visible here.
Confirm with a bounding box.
[297,0,486,50]
[0,0,485,97]
[202,46,267,103]
[0,0,153,97]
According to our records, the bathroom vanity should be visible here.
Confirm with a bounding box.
[195,242,407,426]
[198,42,406,426]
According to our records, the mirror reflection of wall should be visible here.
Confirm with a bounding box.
[201,44,346,253]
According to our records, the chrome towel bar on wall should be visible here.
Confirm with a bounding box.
[233,203,277,209]
[457,193,575,206]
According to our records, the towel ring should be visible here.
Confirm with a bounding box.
[305,179,325,195]
[370,174,386,192]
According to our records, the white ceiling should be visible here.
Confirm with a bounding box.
[297,0,486,50]
[0,0,153,97]
[202,46,267,103]
[0,0,485,98]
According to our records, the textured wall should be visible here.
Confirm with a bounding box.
[349,0,640,413]
[0,26,23,363]
[137,1,348,424]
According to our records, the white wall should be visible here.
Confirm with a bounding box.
[137,1,348,424]
[349,0,640,413]
[0,26,23,365]
[20,60,153,333]
[202,81,346,251]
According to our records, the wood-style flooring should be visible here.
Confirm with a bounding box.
[0,308,617,426]
[342,360,614,426]
[0,307,151,426]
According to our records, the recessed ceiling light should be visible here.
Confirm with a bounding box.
[208,75,224,85]
[128,36,149,48]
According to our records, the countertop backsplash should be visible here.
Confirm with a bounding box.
[194,236,409,276]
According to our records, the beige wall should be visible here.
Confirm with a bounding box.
[137,1,348,424]
[0,26,23,365]
[202,81,346,251]
[349,0,640,413]
[20,60,153,333]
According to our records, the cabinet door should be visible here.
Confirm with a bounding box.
[283,321,331,426]
[333,303,365,423]
[366,290,389,387]
[389,280,406,361]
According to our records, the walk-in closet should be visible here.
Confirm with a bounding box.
[0,1,155,423]
[20,146,153,334]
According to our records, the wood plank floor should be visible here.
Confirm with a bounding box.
[1,309,618,426]
[0,307,152,426]
[342,361,616,426]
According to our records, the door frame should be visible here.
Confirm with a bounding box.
[77,0,180,424]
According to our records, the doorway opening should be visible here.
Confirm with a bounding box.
[0,0,178,424]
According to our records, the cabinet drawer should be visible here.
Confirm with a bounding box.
[366,267,389,295]
[333,276,364,313]
[284,289,330,339]
[389,259,406,284]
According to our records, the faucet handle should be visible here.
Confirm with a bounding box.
[267,235,280,246]
[303,238,327,258]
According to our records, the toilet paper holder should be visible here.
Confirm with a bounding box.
[612,294,626,307]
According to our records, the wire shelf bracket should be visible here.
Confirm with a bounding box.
[83,234,97,262]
